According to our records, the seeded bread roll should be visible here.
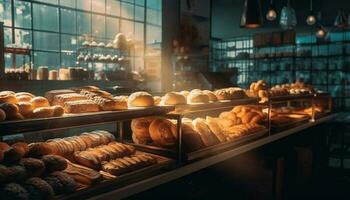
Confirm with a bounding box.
[44,171,77,195]
[24,177,54,200]
[128,92,154,107]
[41,155,68,172]
[45,89,76,104]
[0,183,29,200]
[19,158,45,177]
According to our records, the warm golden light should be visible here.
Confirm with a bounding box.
[316,28,326,38]
[306,15,316,25]
[266,9,277,21]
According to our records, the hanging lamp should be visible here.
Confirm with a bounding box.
[315,11,328,39]
[240,0,264,28]
[334,10,348,28]
[266,0,277,21]
[279,0,297,30]
[306,0,316,25]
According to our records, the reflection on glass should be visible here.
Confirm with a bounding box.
[121,2,134,19]
[34,31,59,51]
[33,4,59,31]
[14,29,32,47]
[0,0,12,26]
[135,6,144,21]
[91,0,105,13]
[34,51,60,70]
[61,9,76,34]
[106,0,120,16]
[60,0,76,8]
[77,0,91,11]
[106,17,119,39]
[77,11,91,35]
[14,0,31,28]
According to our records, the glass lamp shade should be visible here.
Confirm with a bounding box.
[306,11,316,25]
[240,0,264,28]
[279,4,297,29]
[266,9,277,21]
[334,10,348,28]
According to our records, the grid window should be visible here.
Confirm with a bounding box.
[33,4,59,31]
[60,0,76,8]
[34,31,60,51]
[61,9,76,34]
[0,0,12,26]
[106,0,120,16]
[14,0,31,29]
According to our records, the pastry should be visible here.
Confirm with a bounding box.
[41,155,68,172]
[24,177,54,200]
[128,92,154,107]
[19,158,45,177]
[131,118,154,144]
[0,103,20,120]
[187,92,210,104]
[44,171,77,195]
[12,142,29,157]
[28,143,53,158]
[52,93,87,107]
[17,102,34,118]
[149,119,177,147]
[203,90,218,102]
[30,96,50,108]
[192,118,220,146]
[161,92,186,105]
[64,160,102,185]
[0,183,29,200]
[16,95,33,102]
[64,100,100,113]
[32,107,54,118]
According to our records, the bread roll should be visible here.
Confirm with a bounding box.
[241,112,259,124]
[214,89,232,101]
[52,93,87,106]
[28,142,53,157]
[187,92,210,104]
[45,89,76,104]
[161,92,186,105]
[30,96,50,108]
[203,90,218,102]
[149,119,177,147]
[18,102,34,118]
[179,90,190,98]
[15,92,34,98]
[192,118,220,146]
[16,95,33,102]
[52,105,65,117]
[131,118,154,144]
[0,94,18,104]
[113,96,128,109]
[153,96,161,105]
[206,117,227,142]
[128,92,154,107]
[32,107,54,118]
[24,177,54,200]
[0,109,6,122]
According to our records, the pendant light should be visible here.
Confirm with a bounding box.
[334,10,348,28]
[240,0,264,28]
[306,0,316,25]
[279,0,297,30]
[316,11,328,39]
[266,0,277,21]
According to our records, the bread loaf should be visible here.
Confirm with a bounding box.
[64,160,102,185]
[149,119,177,147]
[203,90,218,102]
[187,92,210,104]
[32,107,54,118]
[52,93,87,106]
[192,118,220,146]
[131,118,154,144]
[45,89,75,104]
[64,100,100,113]
[30,96,50,108]
[206,117,227,142]
[18,102,34,118]
[161,92,187,105]
[128,92,154,107]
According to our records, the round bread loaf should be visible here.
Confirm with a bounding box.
[5,165,27,182]
[161,92,186,105]
[0,103,20,120]
[149,119,177,147]
[131,117,154,144]
[179,90,190,98]
[214,89,232,101]
[3,146,24,163]
[0,94,18,104]
[15,92,35,98]
[30,96,50,108]
[203,90,218,102]
[0,183,29,200]
[16,95,33,102]
[128,92,154,107]
[24,177,54,200]
[18,102,34,118]
[52,105,65,117]
[187,92,210,104]
[12,142,29,157]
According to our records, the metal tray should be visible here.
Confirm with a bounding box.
[185,128,268,161]
[271,114,310,133]
[56,153,175,200]
[0,106,174,134]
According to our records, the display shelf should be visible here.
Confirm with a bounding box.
[4,47,31,55]
[89,113,338,200]
[0,106,175,134]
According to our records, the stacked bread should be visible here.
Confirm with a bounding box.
[214,87,248,101]
[0,91,64,121]
[246,80,269,103]
[0,141,79,199]
[47,86,128,113]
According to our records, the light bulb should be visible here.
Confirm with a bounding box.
[266,9,277,21]
[306,15,316,25]
[316,27,326,38]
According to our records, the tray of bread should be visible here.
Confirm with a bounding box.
[0,130,174,200]
[129,105,269,162]
[270,113,310,132]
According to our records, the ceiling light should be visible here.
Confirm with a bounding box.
[240,0,264,28]
[266,0,277,21]
[316,25,327,38]
[334,10,348,28]
[306,0,316,25]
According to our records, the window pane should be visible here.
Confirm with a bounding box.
[15,29,32,46]
[77,11,91,35]
[0,0,12,26]
[147,0,161,10]
[121,2,134,19]
[122,0,134,3]
[61,9,76,34]
[106,17,119,39]
[135,0,145,6]
[36,0,58,5]
[61,34,77,51]
[60,0,76,8]
[134,22,143,42]
[14,0,31,28]
[77,0,91,11]
[120,19,134,37]
[91,0,105,13]
[61,52,76,67]
[106,0,120,16]
[4,27,12,46]
[147,8,161,25]
[135,6,144,21]
[34,31,59,51]
[146,24,161,44]
[34,52,60,70]
[92,14,105,38]
[33,4,59,31]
